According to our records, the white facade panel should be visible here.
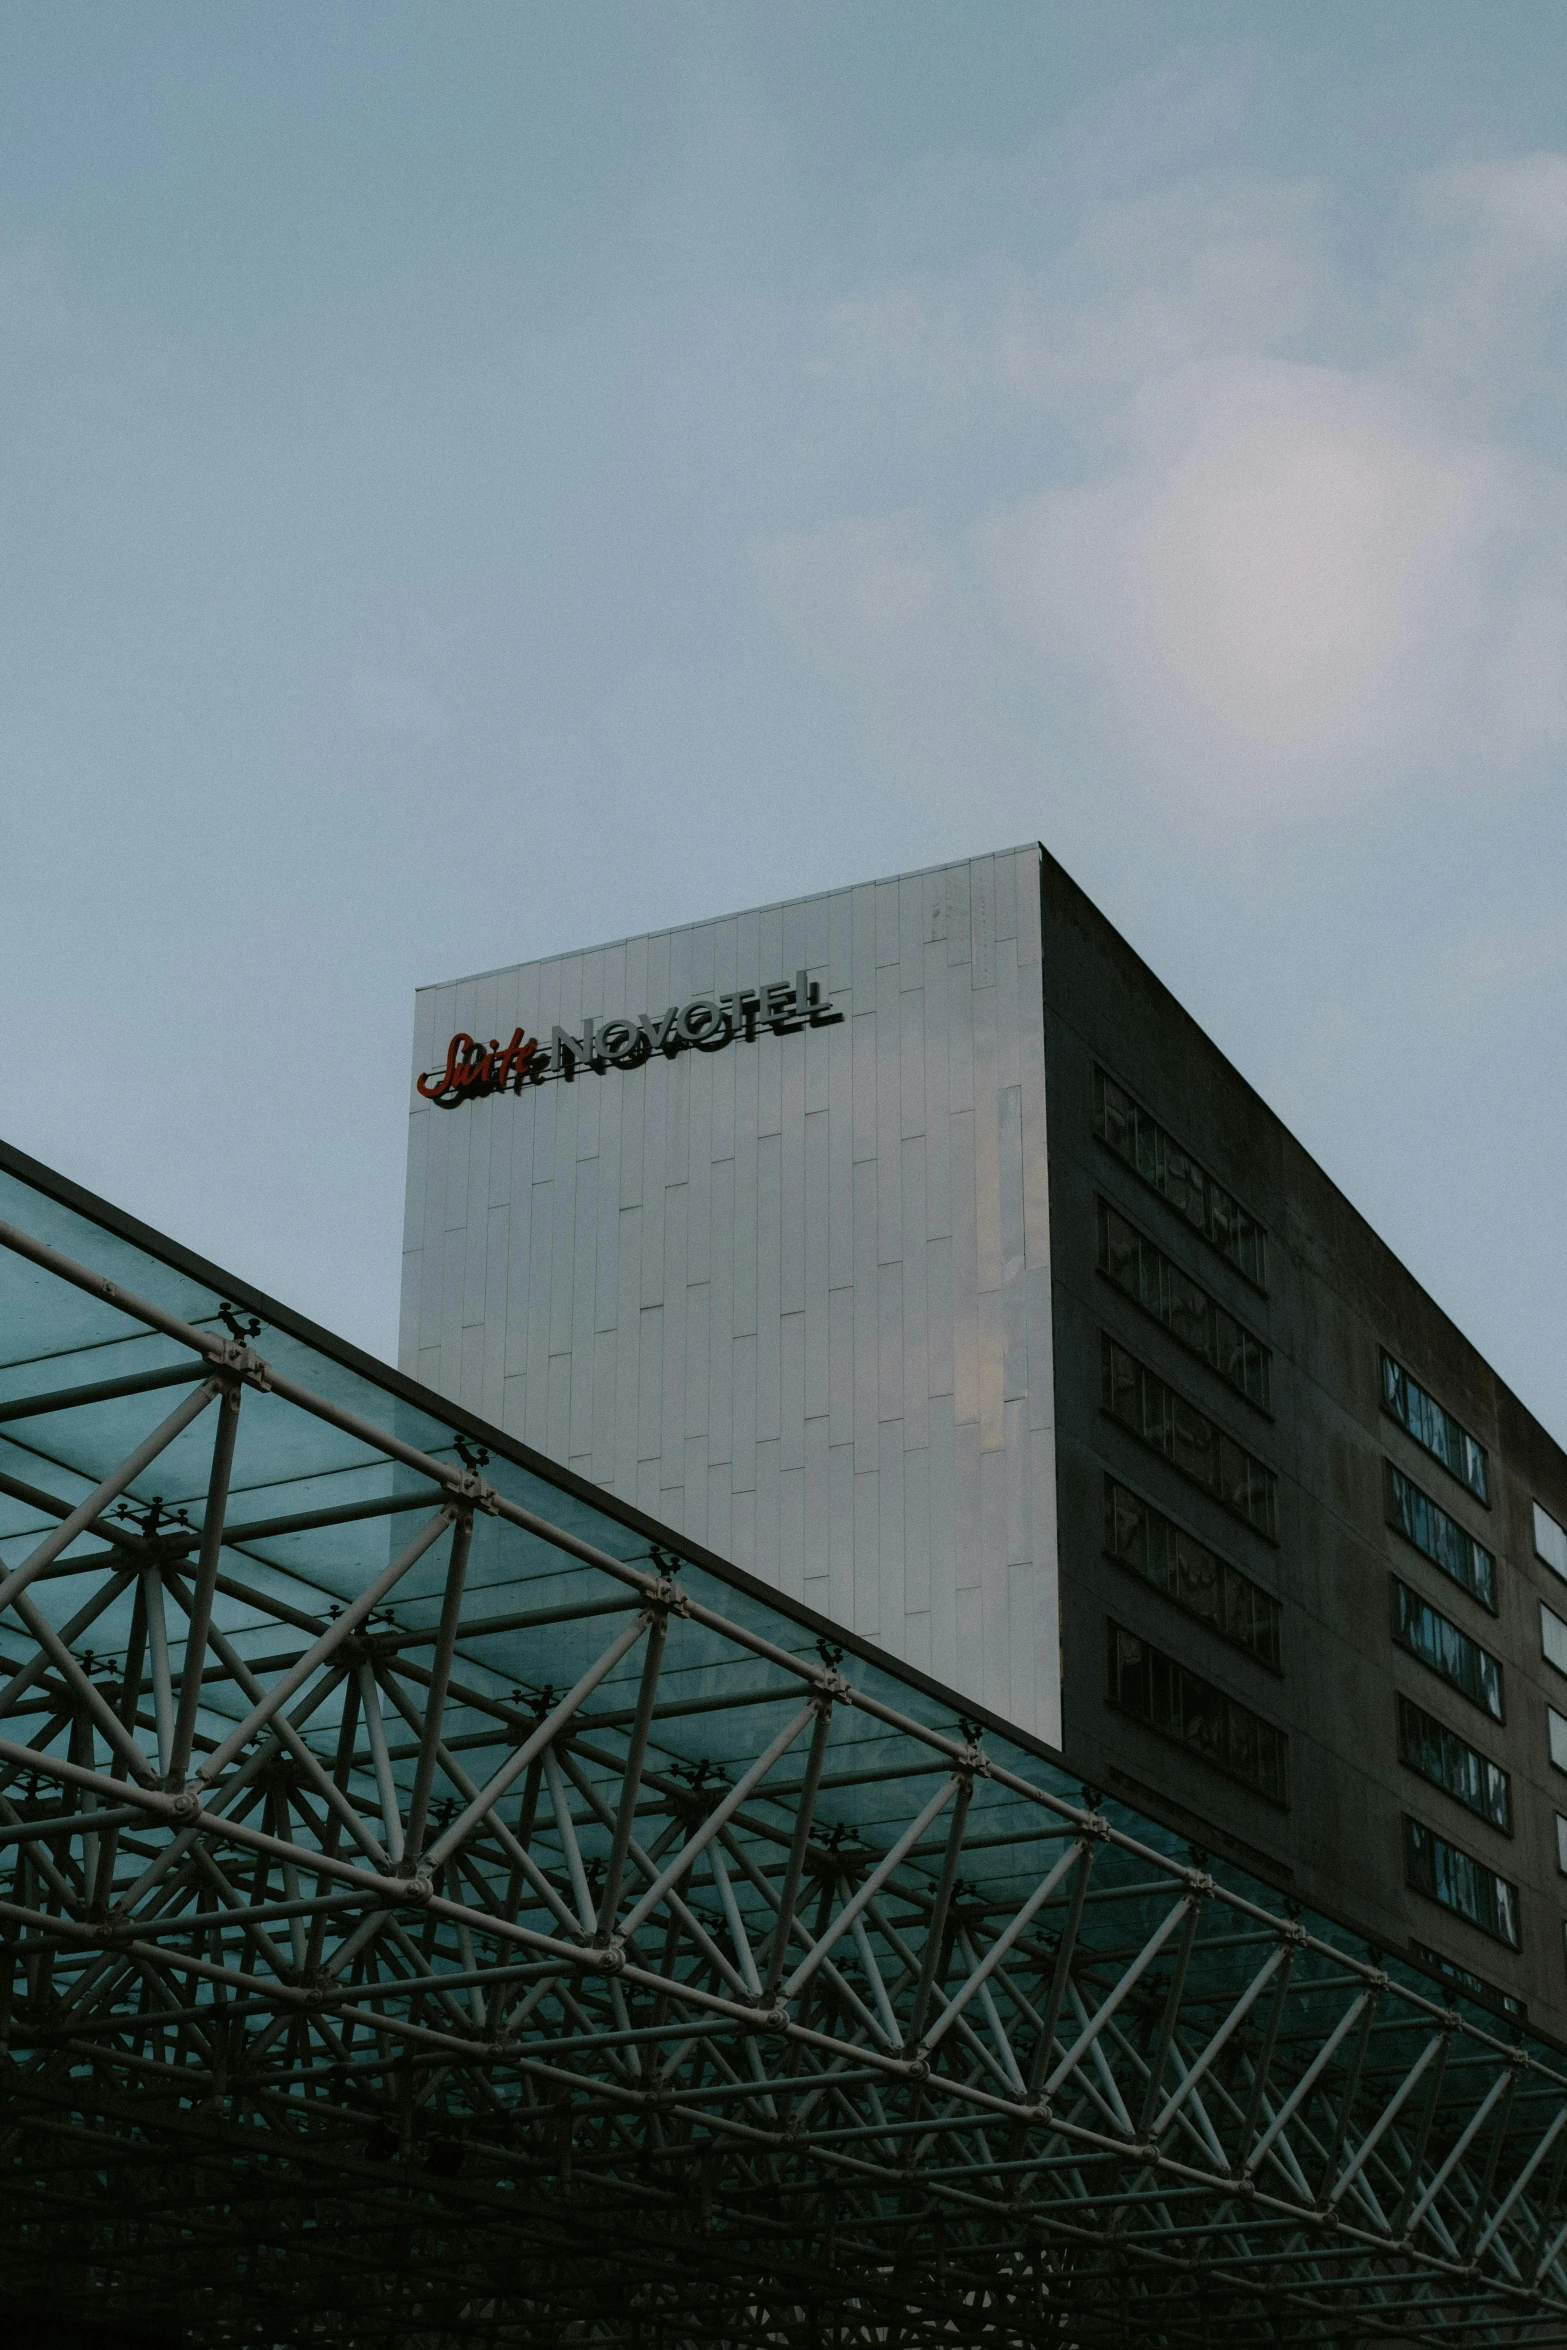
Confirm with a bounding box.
[399,848,1060,1742]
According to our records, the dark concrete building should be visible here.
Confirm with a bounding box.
[404,842,1567,2039]
[1040,846,1567,2034]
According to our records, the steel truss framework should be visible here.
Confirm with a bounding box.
[1,1155,1566,2350]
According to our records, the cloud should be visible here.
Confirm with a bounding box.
[767,152,1567,834]
[982,358,1546,812]
[756,512,937,657]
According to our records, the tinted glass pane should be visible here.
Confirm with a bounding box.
[1404,1816,1519,1949]
[1097,1203,1272,1412]
[1108,1621,1287,1802]
[1381,1350,1489,1506]
[1544,1604,1567,1679]
[1537,1503,1567,1583]
[1385,1463,1496,1612]
[1101,1478,1282,1670]
[1396,1694,1511,1831]
[1101,1338,1277,1539]
[1093,1068,1268,1292]
[1391,1579,1504,1720]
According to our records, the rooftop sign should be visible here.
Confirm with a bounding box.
[416,968,841,1109]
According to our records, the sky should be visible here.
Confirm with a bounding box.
[3,2,1566,1442]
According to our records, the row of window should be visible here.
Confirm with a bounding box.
[1090,1103,1565,1981]
[1107,1623,1289,1804]
[1397,1692,1511,1832]
[1391,1576,1504,1721]
[1108,1635,1524,1947]
[1103,1475,1282,1669]
[1385,1460,1496,1612]
[1381,1349,1489,1506]
[1093,1087,1286,1815]
[1412,1942,1525,2021]
[1101,1336,1278,1540]
[1093,1066,1269,1291]
[1538,1508,1567,1985]
[1380,1348,1522,1967]
[1097,1199,1272,1412]
[1384,1384,1567,1970]
[1404,1815,1519,1950]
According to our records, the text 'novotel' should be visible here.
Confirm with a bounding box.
[416,969,841,1109]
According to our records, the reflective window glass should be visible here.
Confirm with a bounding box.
[1390,1578,1504,1720]
[1385,1462,1496,1612]
[1107,1622,1288,1803]
[1404,1816,1519,1949]
[1380,1350,1489,1506]
[1093,1068,1268,1291]
[1100,1336,1278,1539]
[1103,1476,1282,1669]
[1396,1694,1511,1831]
[1098,1201,1271,1412]
[1536,1502,1567,1584]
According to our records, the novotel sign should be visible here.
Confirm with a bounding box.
[417,969,842,1110]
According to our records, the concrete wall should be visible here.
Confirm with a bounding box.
[400,848,1061,1742]
[1039,849,1567,2035]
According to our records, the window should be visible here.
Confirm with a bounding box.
[1536,1502,1567,1585]
[1093,1067,1267,1291]
[1384,1462,1496,1612]
[1107,1623,1288,1803]
[1396,1694,1511,1831]
[1097,1201,1272,1412]
[1556,1816,1567,1875]
[1380,1351,1489,1505]
[1544,1603,1567,1678]
[1411,1941,1525,2020]
[1403,1816,1519,1948]
[1103,1477,1282,1669]
[1550,1708,1567,1775]
[1390,1579,1504,1720]
[1101,1336,1278,1539]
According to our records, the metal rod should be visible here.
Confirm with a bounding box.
[1043,1898,1193,2106]
[144,1564,176,1773]
[921,1841,1090,2065]
[359,1664,404,1866]
[1232,1937,1296,2169]
[194,1505,455,1785]
[1459,2062,1521,2262]
[0,1379,220,1621]
[616,1702,817,1944]
[167,1379,243,1782]
[782,1779,959,2004]
[1316,1979,1380,2202]
[0,1360,205,1424]
[0,1569,136,1724]
[904,1777,973,2051]
[596,1605,669,1939]
[10,1588,154,1781]
[401,1509,473,1868]
[1026,1841,1093,2103]
[1388,2021,1455,2238]
[1244,1991,1370,2177]
[1150,1940,1286,2141]
[1329,2029,1448,2215]
[423,1613,652,1874]
[760,1700,832,2004]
